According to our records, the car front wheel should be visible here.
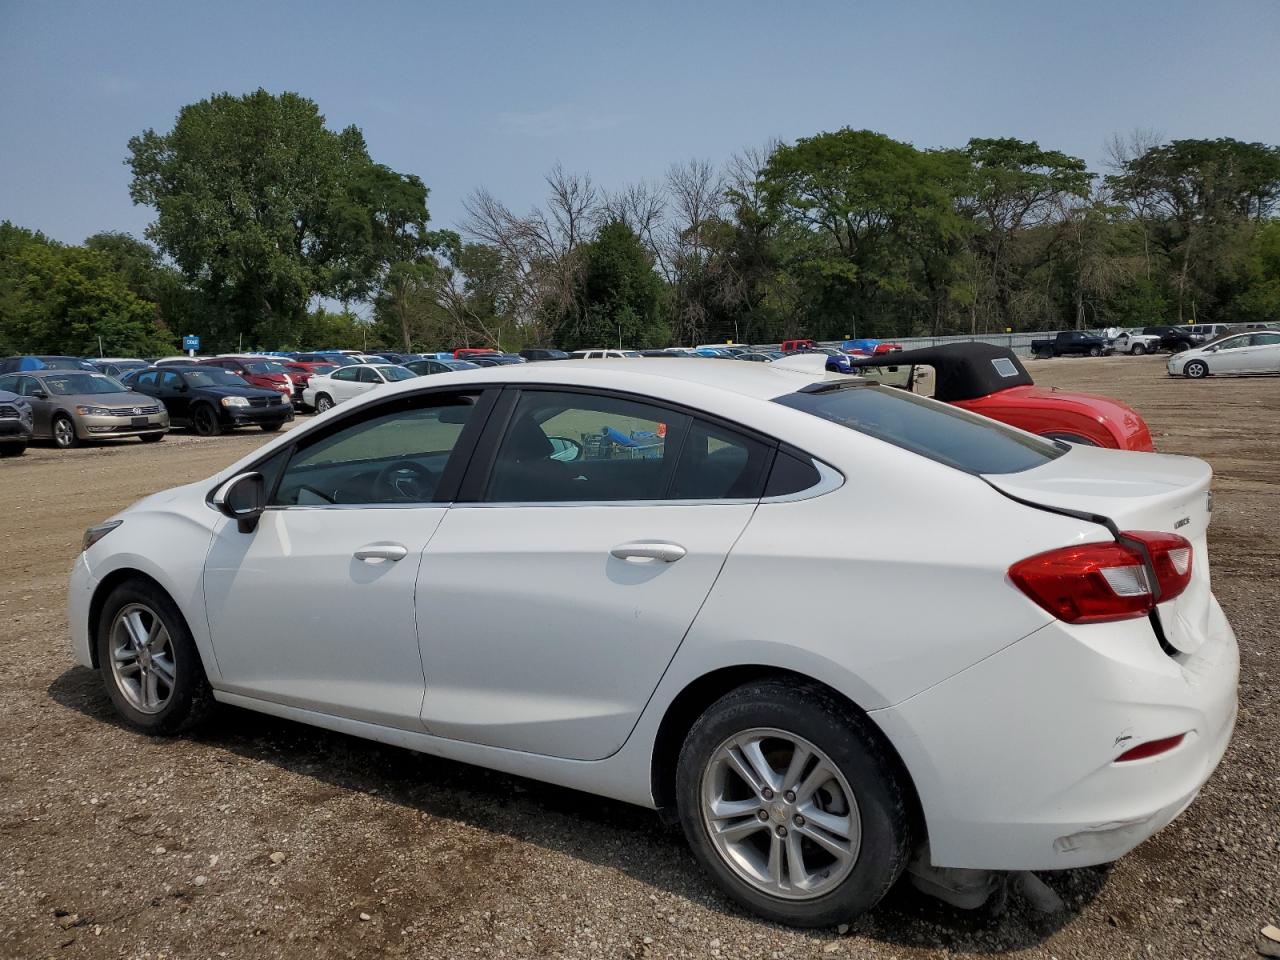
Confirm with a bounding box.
[1088,345,1101,357]
[1184,360,1209,379]
[95,579,214,734]
[52,415,79,448]
[1132,343,1147,355]
[0,441,26,457]
[676,680,913,927]
[192,405,222,436]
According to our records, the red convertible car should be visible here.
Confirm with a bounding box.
[842,342,1154,451]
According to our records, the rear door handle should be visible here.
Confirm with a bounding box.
[610,541,687,563]
[354,543,408,563]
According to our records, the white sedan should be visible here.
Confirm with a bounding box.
[69,360,1237,926]
[301,362,417,411]
[1167,331,1280,378]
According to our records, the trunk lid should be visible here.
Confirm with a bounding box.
[984,446,1214,655]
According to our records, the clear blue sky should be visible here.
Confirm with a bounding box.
[3,0,1279,247]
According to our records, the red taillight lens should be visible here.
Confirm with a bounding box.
[1008,531,1193,624]
[1115,733,1186,762]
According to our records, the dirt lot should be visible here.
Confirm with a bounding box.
[1,356,1277,960]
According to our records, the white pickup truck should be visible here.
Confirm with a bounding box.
[1109,328,1163,355]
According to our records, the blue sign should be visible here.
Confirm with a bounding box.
[182,335,201,351]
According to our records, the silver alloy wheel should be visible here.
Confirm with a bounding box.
[53,417,75,447]
[700,727,861,900]
[316,394,333,412]
[108,603,176,714]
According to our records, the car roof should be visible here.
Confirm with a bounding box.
[372,357,826,403]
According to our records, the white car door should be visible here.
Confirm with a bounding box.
[1204,335,1252,374]
[416,387,774,761]
[203,388,490,729]
[1242,332,1280,372]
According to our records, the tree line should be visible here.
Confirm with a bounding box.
[3,89,1279,357]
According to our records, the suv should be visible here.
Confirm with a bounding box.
[0,388,33,456]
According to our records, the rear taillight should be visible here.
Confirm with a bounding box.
[1008,531,1193,624]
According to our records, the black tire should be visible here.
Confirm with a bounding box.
[1088,345,1101,357]
[1184,360,1209,379]
[675,679,913,927]
[139,433,164,443]
[1033,349,1051,360]
[192,404,222,436]
[1132,343,1147,356]
[52,414,80,449]
[0,441,26,457]
[260,422,283,432]
[314,393,334,414]
[94,578,215,735]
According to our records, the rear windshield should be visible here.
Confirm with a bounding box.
[775,383,1064,475]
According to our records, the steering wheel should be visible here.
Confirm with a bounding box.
[374,460,437,502]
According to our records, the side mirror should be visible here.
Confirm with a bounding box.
[213,472,266,533]
[33,391,49,400]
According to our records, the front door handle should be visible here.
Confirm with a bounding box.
[354,543,408,563]
[610,541,687,563]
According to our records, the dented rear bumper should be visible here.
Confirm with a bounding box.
[870,594,1239,870]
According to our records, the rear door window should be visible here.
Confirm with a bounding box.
[775,383,1063,475]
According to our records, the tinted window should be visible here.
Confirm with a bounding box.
[764,450,823,497]
[330,367,357,381]
[356,367,379,383]
[273,395,478,506]
[135,371,158,388]
[669,419,771,499]
[182,368,246,388]
[485,390,691,503]
[775,383,1064,475]
[1251,333,1280,346]
[160,372,184,390]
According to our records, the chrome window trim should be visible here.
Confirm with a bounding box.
[261,502,452,512]
[451,498,760,509]
[759,459,845,504]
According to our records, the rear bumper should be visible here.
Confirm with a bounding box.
[871,596,1239,870]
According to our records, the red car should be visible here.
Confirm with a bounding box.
[454,348,497,359]
[277,360,337,398]
[198,357,295,401]
[780,338,815,354]
[844,342,1155,451]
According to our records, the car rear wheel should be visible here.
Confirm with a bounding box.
[192,405,222,436]
[1184,360,1209,379]
[52,415,79,448]
[314,393,334,413]
[95,579,214,734]
[676,680,912,927]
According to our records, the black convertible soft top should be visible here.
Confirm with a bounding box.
[846,342,1034,402]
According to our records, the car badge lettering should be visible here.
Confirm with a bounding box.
[1174,517,1190,529]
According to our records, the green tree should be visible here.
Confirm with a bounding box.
[1107,138,1280,321]
[127,89,431,348]
[758,129,968,338]
[961,138,1092,331]
[0,225,172,356]
[554,221,668,350]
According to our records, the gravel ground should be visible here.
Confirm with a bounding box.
[0,356,1277,960]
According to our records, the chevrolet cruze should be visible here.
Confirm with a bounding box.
[68,360,1237,926]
